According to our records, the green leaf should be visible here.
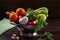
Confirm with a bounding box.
[26,8,33,14]
[44,32,54,40]
[34,7,48,17]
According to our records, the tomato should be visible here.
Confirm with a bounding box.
[6,11,16,16]
[9,13,18,22]
[16,8,26,16]
[6,12,11,16]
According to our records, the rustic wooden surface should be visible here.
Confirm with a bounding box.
[0,18,60,40]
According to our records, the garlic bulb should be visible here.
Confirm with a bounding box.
[19,16,28,25]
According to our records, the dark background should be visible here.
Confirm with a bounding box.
[0,0,60,40]
[0,0,58,19]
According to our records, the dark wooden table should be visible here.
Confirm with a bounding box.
[0,19,60,40]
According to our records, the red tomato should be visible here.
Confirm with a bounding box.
[6,11,16,16]
[16,8,26,16]
[9,13,18,22]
